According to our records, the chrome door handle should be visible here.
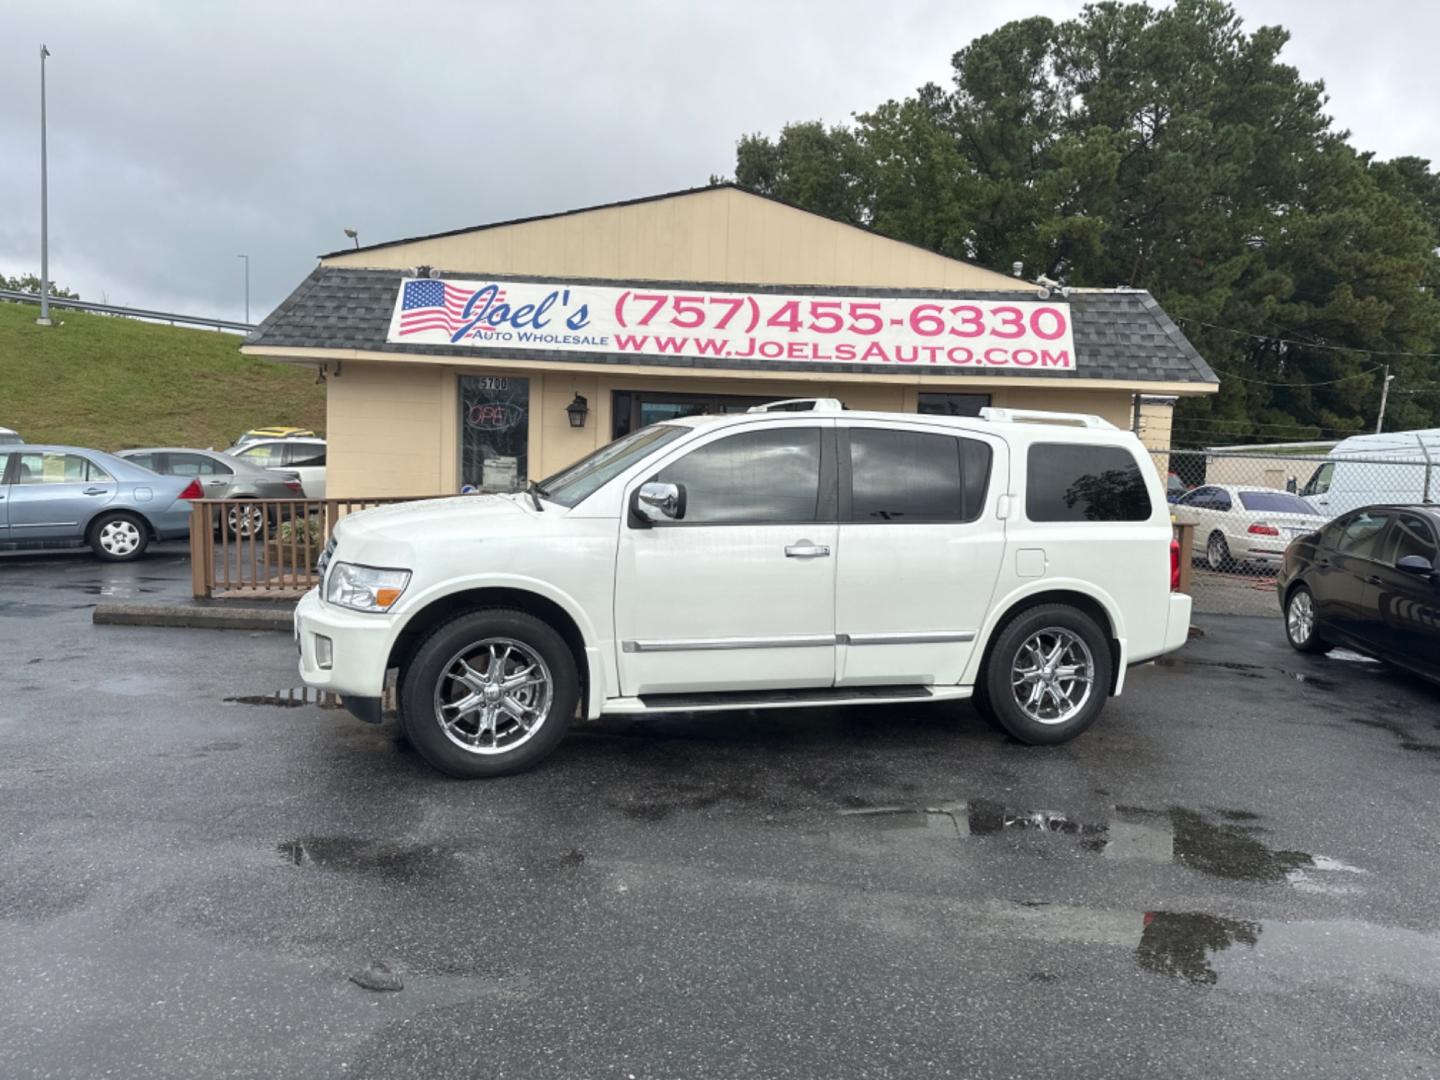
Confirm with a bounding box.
[83,487,108,495]
[784,542,831,558]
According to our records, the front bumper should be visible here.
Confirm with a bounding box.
[294,588,395,708]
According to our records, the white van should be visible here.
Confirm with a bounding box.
[1300,429,1440,519]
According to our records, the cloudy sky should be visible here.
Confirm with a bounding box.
[1,0,1435,323]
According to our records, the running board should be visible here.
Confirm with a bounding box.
[602,684,971,715]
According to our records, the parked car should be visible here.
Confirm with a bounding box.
[1278,504,1440,684]
[1171,484,1325,571]
[0,445,201,561]
[115,448,303,537]
[225,437,326,498]
[232,426,317,448]
[293,401,1191,779]
[0,427,23,446]
[1166,472,1188,502]
[1300,429,1440,520]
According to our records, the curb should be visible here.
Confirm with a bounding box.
[93,603,293,632]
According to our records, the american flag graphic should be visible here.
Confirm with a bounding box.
[396,280,506,337]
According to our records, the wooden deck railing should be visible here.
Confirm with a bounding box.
[188,496,446,599]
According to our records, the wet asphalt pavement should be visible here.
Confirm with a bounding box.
[3,549,1440,1079]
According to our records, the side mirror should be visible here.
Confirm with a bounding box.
[1396,554,1436,577]
[633,481,685,525]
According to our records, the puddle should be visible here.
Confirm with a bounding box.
[1345,714,1440,755]
[277,837,459,881]
[1136,911,1260,984]
[1154,657,1266,679]
[224,687,397,714]
[838,802,1355,885]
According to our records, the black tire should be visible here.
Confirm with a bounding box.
[979,603,1113,746]
[1284,585,1328,654]
[968,677,1006,732]
[1205,531,1232,572]
[225,500,267,540]
[89,512,150,562]
[399,608,577,779]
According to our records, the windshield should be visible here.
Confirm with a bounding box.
[1238,491,1320,515]
[538,424,688,508]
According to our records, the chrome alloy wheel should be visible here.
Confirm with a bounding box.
[98,518,142,557]
[1287,589,1315,645]
[227,504,265,538]
[1009,627,1096,725]
[433,638,553,755]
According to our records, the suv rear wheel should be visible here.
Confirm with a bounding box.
[399,609,577,778]
[980,603,1113,745]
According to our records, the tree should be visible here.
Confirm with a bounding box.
[1,272,78,299]
[719,0,1440,442]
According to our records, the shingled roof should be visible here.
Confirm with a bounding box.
[245,267,1218,386]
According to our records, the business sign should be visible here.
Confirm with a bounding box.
[387,278,1077,370]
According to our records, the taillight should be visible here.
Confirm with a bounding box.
[1248,522,1280,536]
[1170,538,1180,591]
[177,479,204,500]
[284,480,303,493]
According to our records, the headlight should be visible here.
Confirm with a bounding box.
[325,562,411,613]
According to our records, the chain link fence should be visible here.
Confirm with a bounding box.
[1149,446,1438,616]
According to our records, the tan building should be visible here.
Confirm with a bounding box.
[244,185,1217,497]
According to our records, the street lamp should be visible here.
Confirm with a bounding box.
[343,227,359,249]
[236,254,250,324]
[37,44,52,327]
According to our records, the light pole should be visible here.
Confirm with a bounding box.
[343,227,359,249]
[1376,365,1395,434]
[237,254,250,323]
[37,44,52,326]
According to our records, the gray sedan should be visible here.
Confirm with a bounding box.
[116,448,303,538]
[0,445,197,561]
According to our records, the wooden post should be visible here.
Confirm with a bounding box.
[189,501,212,599]
[1175,521,1195,595]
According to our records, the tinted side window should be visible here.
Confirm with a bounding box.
[1026,444,1152,522]
[168,453,226,476]
[657,428,821,524]
[1336,511,1392,559]
[1384,513,1438,565]
[287,444,327,467]
[848,428,990,523]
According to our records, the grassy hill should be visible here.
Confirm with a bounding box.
[0,299,325,451]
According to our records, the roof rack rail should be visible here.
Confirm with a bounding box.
[978,407,1116,430]
[747,398,846,413]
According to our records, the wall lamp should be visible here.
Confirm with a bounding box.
[565,394,589,428]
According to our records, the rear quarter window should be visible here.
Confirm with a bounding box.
[1026,443,1152,523]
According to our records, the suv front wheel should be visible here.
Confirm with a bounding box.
[979,604,1113,745]
[400,609,578,778]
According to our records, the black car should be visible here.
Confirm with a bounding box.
[1276,504,1440,682]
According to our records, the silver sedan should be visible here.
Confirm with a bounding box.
[116,448,303,538]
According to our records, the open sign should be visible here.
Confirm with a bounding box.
[466,402,524,430]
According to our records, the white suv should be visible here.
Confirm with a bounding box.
[295,401,1190,778]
